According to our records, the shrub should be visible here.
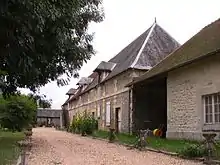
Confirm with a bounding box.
[0,95,37,132]
[178,144,208,158]
[69,117,78,133]
[70,114,98,135]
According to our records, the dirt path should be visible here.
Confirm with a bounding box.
[27,128,202,165]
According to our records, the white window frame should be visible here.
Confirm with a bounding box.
[203,93,220,124]
[105,102,111,126]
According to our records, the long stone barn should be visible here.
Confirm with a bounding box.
[62,20,180,134]
[127,18,220,140]
[37,108,63,128]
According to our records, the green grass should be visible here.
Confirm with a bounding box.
[146,137,199,153]
[92,130,198,152]
[92,130,220,159]
[92,130,109,139]
[0,130,24,165]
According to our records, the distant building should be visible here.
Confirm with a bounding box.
[62,21,180,133]
[37,108,63,128]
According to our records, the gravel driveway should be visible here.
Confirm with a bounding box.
[27,128,202,165]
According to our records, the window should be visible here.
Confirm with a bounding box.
[106,102,111,126]
[97,105,101,118]
[203,93,220,124]
[92,112,95,118]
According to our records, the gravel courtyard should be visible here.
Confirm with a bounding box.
[27,128,202,165]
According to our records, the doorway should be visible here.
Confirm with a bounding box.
[115,107,121,133]
[133,77,167,137]
[47,118,52,127]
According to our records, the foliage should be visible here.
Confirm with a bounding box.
[69,115,82,133]
[0,0,104,96]
[0,130,24,165]
[108,129,116,142]
[28,93,52,108]
[177,144,208,158]
[0,95,37,131]
[69,114,98,135]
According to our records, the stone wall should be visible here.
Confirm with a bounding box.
[167,55,220,140]
[37,117,61,127]
[68,69,146,133]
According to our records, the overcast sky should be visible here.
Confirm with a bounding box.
[21,0,220,108]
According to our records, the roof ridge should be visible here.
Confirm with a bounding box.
[130,22,157,68]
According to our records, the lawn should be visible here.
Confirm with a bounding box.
[92,130,220,159]
[92,130,197,152]
[0,130,24,165]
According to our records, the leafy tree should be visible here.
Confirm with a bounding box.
[28,93,52,108]
[0,0,104,95]
[0,95,37,131]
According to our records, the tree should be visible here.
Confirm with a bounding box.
[0,0,104,95]
[28,93,52,108]
[0,95,37,131]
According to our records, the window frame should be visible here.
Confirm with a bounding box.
[203,92,220,124]
[105,101,111,126]
[97,105,101,118]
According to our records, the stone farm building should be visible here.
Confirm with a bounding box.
[37,108,63,128]
[62,21,180,133]
[127,18,220,140]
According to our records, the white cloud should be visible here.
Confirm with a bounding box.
[20,0,220,108]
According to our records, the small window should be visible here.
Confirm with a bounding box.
[106,102,111,126]
[203,93,220,124]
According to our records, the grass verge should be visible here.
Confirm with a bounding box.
[0,130,24,165]
[92,130,220,160]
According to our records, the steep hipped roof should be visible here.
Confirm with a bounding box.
[63,21,180,105]
[127,18,220,86]
[105,22,180,81]
[80,22,179,94]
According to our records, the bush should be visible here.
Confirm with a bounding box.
[0,95,37,132]
[70,114,98,135]
[178,144,208,158]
